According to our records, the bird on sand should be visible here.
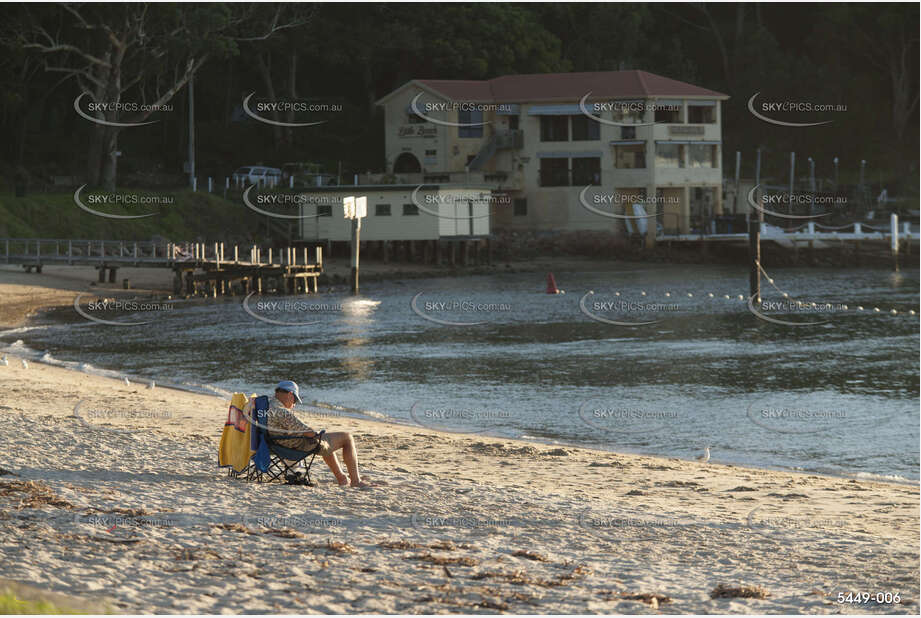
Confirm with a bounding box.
[124,377,131,386]
[697,446,711,463]
[20,359,29,369]
[0,356,8,366]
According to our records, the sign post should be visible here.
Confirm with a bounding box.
[343,196,367,295]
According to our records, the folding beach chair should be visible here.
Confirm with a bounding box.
[250,395,326,486]
[219,394,325,486]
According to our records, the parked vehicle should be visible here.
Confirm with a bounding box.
[282,162,337,188]
[232,165,283,187]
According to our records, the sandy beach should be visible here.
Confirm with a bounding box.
[0,351,917,614]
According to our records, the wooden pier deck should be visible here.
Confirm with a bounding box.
[1,238,323,297]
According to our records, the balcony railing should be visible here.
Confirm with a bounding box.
[357,170,510,186]
[668,125,706,136]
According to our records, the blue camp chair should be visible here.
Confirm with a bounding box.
[249,395,326,486]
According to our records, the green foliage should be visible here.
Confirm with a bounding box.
[0,190,271,242]
[0,3,917,188]
[0,589,82,614]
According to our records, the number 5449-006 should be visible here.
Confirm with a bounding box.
[837,592,900,604]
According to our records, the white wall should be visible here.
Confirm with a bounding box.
[299,187,492,241]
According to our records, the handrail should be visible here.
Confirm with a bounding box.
[1,237,324,270]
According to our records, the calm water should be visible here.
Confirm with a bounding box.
[4,264,919,481]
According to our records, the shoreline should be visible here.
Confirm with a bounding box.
[3,349,918,489]
[0,353,917,613]
[2,263,918,486]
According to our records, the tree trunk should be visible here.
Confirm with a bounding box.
[254,51,284,149]
[890,49,919,143]
[733,4,745,88]
[100,127,120,191]
[86,125,105,186]
[698,6,732,92]
[284,48,298,147]
[85,53,113,187]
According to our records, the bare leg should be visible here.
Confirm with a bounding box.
[323,432,364,486]
[321,452,349,486]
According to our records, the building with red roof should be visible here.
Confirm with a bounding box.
[374,70,729,244]
[298,70,729,251]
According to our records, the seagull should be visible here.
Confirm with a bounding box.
[20,359,28,369]
[147,381,155,390]
[0,356,8,367]
[696,446,711,463]
[123,377,131,386]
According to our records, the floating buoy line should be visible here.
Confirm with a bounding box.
[594,262,917,319]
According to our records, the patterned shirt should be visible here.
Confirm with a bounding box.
[265,395,318,448]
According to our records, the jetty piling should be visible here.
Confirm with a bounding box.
[2,238,323,298]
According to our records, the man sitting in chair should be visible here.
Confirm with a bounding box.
[265,380,376,488]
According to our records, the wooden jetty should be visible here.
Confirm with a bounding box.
[1,238,323,297]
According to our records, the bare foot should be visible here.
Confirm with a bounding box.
[336,474,349,487]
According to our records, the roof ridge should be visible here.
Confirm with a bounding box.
[635,70,650,96]
[396,70,729,104]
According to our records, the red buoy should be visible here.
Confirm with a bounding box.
[546,272,559,294]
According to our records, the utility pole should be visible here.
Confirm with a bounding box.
[788,151,796,229]
[749,149,762,304]
[734,151,741,213]
[808,156,816,216]
[188,75,196,189]
[859,159,867,209]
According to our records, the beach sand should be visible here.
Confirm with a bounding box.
[0,355,917,614]
[0,265,177,330]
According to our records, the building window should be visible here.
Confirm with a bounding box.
[655,101,682,123]
[375,203,391,216]
[508,115,519,131]
[513,198,527,216]
[425,149,437,156]
[614,145,646,169]
[571,115,600,141]
[458,109,484,138]
[621,126,636,139]
[407,111,426,124]
[540,116,569,142]
[572,157,601,185]
[655,143,685,168]
[612,101,646,124]
[539,157,569,186]
[688,144,719,168]
[317,204,332,217]
[402,203,419,216]
[687,104,716,124]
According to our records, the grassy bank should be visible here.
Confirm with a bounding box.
[0,189,276,243]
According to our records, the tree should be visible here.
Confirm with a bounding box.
[5,3,307,190]
[827,4,919,144]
